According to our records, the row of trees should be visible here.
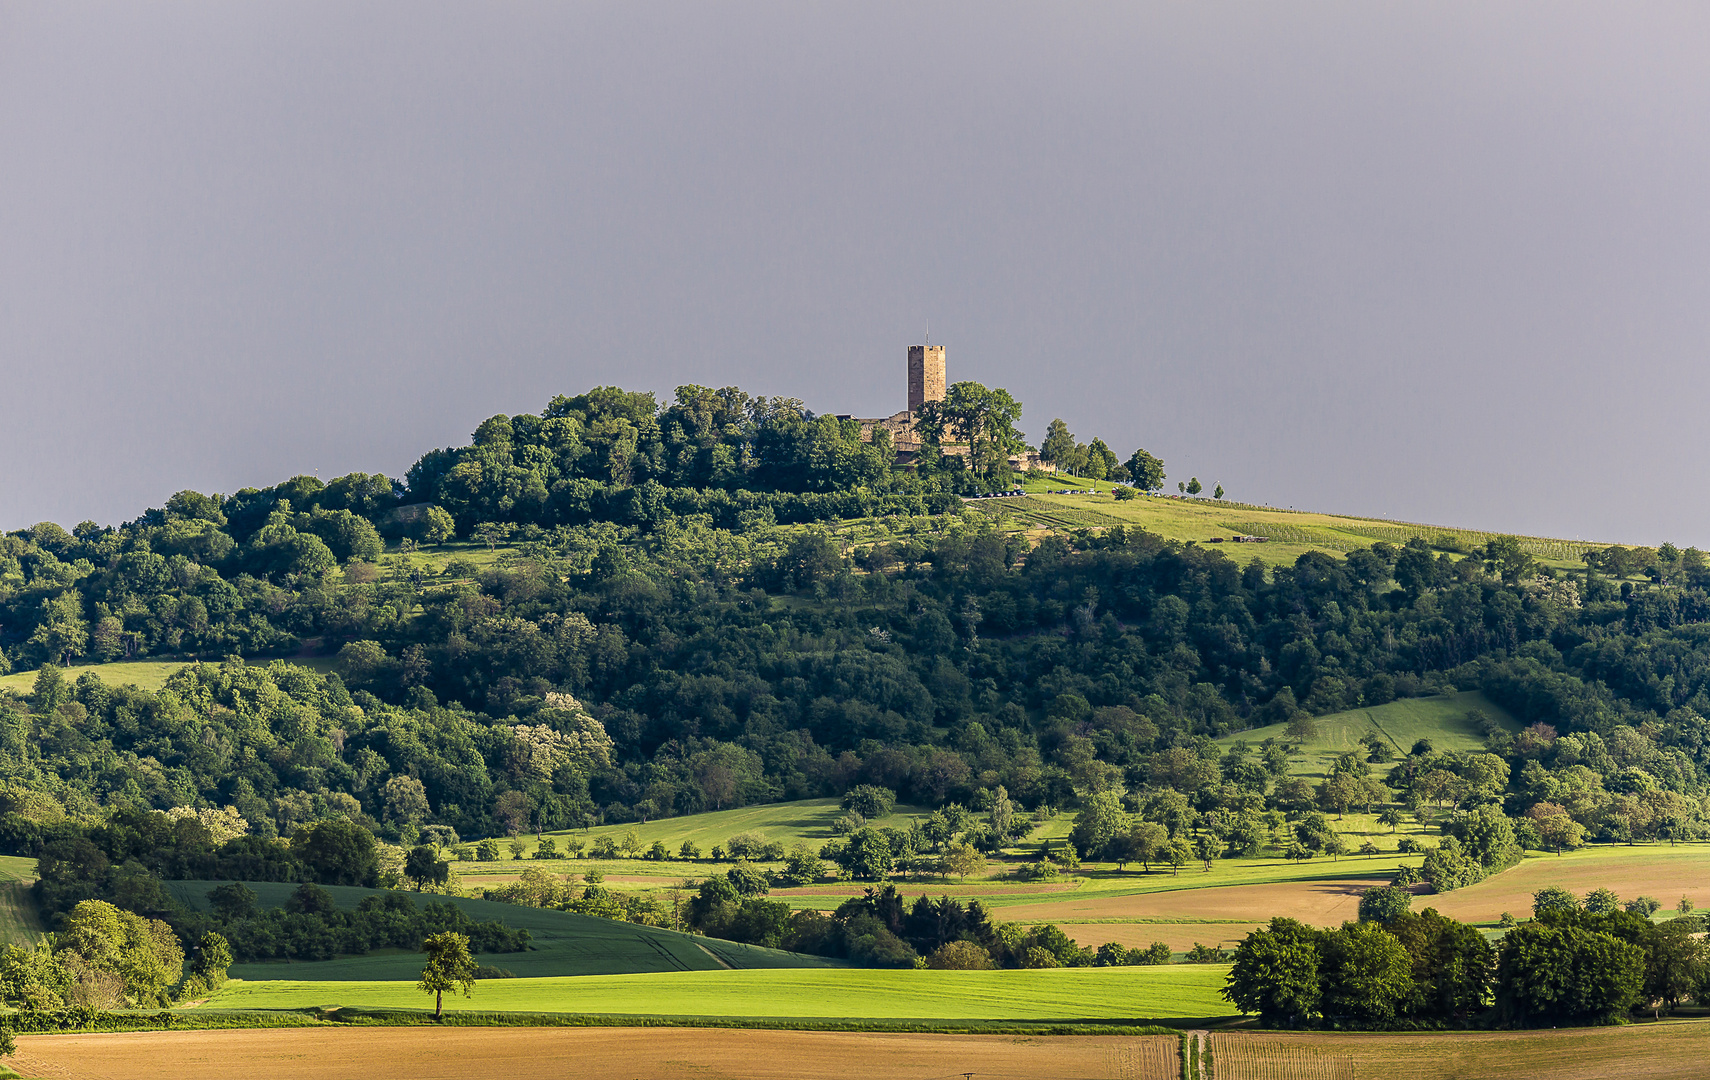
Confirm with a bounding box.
[1035,418,1166,490]
[181,882,528,964]
[1226,901,1710,1028]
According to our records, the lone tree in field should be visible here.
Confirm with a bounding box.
[418,931,478,1020]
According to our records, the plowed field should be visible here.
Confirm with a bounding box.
[1209,1023,1710,1080]
[11,1026,1181,1080]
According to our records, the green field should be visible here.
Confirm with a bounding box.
[514,798,935,860]
[1216,691,1520,779]
[0,855,42,948]
[0,657,338,694]
[0,660,191,693]
[966,487,1612,571]
[199,964,1235,1021]
[167,881,834,981]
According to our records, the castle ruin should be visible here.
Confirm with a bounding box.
[840,343,1052,471]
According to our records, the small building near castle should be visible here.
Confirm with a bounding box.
[837,344,1054,471]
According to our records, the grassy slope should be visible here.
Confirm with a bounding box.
[1215,691,1520,778]
[166,881,834,981]
[513,798,933,860]
[970,488,1607,570]
[0,855,42,948]
[0,660,190,693]
[198,964,1235,1020]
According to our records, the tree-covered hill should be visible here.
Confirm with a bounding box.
[5,381,1710,925]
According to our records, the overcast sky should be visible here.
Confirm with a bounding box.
[3,3,1707,544]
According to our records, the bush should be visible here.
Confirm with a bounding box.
[1020,946,1061,969]
[475,839,501,862]
[1012,860,1059,882]
[678,840,702,860]
[926,941,994,969]
[1185,943,1227,963]
[1625,896,1661,917]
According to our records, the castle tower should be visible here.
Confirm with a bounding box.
[907,344,946,413]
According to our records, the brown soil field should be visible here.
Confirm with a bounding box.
[1209,1023,1710,1080]
[11,1026,1180,1080]
[1007,850,1710,931]
[1001,877,1387,927]
[1058,922,1264,951]
[1417,851,1710,924]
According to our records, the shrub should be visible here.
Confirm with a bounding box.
[475,839,501,862]
[530,838,559,860]
[678,840,702,860]
[1625,896,1661,917]
[1020,946,1061,969]
[1012,860,1059,882]
[926,941,994,969]
[1185,943,1227,963]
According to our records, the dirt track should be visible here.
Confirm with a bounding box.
[12,1026,1180,1080]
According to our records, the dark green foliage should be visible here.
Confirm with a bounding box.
[1495,918,1644,1025]
[404,846,450,891]
[1225,909,1496,1028]
[839,785,896,819]
[1318,922,1414,1023]
[1223,918,1322,1027]
[186,886,529,965]
[1357,886,1413,923]
[1532,887,1580,915]
[294,820,380,887]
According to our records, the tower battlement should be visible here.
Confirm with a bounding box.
[907,344,946,413]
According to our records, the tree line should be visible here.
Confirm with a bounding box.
[1226,887,1710,1027]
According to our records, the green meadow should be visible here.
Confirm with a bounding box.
[198,964,1236,1021]
[1215,691,1520,778]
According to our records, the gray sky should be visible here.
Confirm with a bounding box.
[4,3,1708,545]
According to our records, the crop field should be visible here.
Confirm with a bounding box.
[166,880,830,980]
[198,964,1233,1020]
[10,1027,1185,1080]
[1208,1023,1710,1080]
[1413,845,1710,924]
[1215,692,1520,778]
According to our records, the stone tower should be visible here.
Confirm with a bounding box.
[907,344,946,413]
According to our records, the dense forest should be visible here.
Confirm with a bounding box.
[5,383,1710,923]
